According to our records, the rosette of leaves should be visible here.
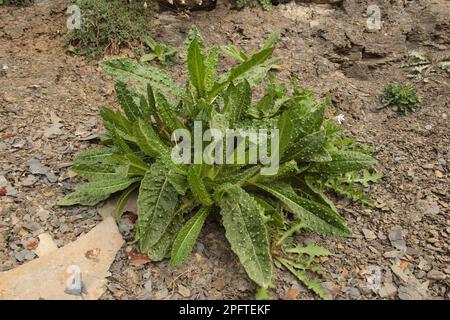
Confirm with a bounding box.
[380,83,421,114]
[59,28,378,297]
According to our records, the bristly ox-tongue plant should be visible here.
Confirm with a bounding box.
[59,28,380,299]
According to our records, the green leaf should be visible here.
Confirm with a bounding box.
[154,92,186,133]
[115,184,139,221]
[278,258,331,299]
[255,287,272,300]
[209,47,275,100]
[277,111,293,158]
[223,80,251,126]
[262,31,279,50]
[187,168,213,207]
[58,177,141,206]
[100,58,183,98]
[115,81,143,121]
[147,214,183,261]
[253,182,351,237]
[137,162,179,252]
[284,131,326,162]
[286,244,332,258]
[70,163,124,181]
[170,207,210,267]
[308,150,375,174]
[167,171,188,195]
[204,46,219,91]
[133,119,162,158]
[187,35,206,97]
[294,104,325,137]
[217,185,272,288]
[74,147,118,165]
[100,107,132,136]
[222,45,248,62]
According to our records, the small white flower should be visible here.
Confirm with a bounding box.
[143,1,148,8]
[334,114,345,125]
[2,64,8,72]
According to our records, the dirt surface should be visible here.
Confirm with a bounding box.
[0,0,449,300]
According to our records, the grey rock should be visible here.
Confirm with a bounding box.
[362,228,377,241]
[384,250,401,258]
[6,186,18,197]
[22,175,38,187]
[427,269,446,281]
[45,171,58,183]
[398,281,428,300]
[425,205,440,215]
[29,158,50,175]
[388,227,403,242]
[23,222,41,232]
[36,207,50,221]
[391,265,410,283]
[118,219,134,235]
[346,287,361,298]
[378,283,397,298]
[388,227,407,251]
[144,279,153,293]
[59,223,70,234]
[15,249,36,262]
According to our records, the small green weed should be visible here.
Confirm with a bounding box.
[380,83,421,114]
[66,0,152,58]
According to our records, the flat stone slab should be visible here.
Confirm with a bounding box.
[0,217,124,300]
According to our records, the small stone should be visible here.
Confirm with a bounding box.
[398,282,428,300]
[362,228,377,241]
[425,205,440,215]
[321,282,339,298]
[212,278,225,291]
[15,249,36,262]
[154,288,169,300]
[118,219,134,235]
[388,227,403,242]
[144,279,153,293]
[427,269,446,281]
[28,158,50,175]
[36,207,50,221]
[378,283,397,298]
[384,250,401,258]
[391,265,410,283]
[178,284,191,298]
[59,223,70,234]
[22,175,38,187]
[346,287,361,298]
[23,222,41,232]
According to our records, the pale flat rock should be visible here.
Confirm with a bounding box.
[34,233,58,257]
[0,217,124,300]
[97,191,138,219]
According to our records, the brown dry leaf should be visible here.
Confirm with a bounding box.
[284,289,300,300]
[127,250,151,266]
[212,278,225,291]
[0,187,6,197]
[178,284,191,298]
[435,170,444,178]
[85,248,101,261]
[25,239,39,250]
[123,213,138,224]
